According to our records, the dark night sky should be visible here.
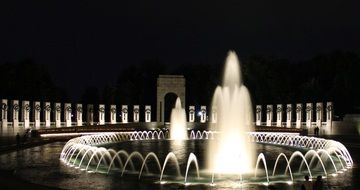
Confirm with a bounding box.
[1,1,360,101]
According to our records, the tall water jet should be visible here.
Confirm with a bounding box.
[170,97,187,140]
[207,51,255,174]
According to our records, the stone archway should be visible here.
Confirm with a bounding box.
[157,75,185,123]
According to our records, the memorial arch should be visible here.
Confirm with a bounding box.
[157,75,185,123]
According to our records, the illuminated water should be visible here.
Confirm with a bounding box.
[170,98,187,140]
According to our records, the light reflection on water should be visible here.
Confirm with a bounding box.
[0,141,358,190]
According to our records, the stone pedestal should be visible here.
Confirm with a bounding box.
[266,105,273,126]
[132,105,139,123]
[326,102,333,127]
[316,103,323,127]
[121,105,128,123]
[286,104,292,128]
[54,103,61,127]
[189,106,195,122]
[99,104,105,125]
[111,105,117,124]
[64,103,72,127]
[296,104,302,128]
[306,103,313,128]
[255,105,262,126]
[276,104,283,127]
[44,102,51,128]
[211,107,217,123]
[145,105,151,122]
[1,99,8,129]
[22,101,30,128]
[87,104,94,125]
[200,106,206,123]
[12,100,19,127]
[33,101,41,128]
[76,104,82,126]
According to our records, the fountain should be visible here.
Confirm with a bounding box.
[208,51,255,174]
[169,97,187,140]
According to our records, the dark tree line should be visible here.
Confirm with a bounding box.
[1,50,359,119]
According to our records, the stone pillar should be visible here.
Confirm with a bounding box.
[111,105,117,124]
[200,106,206,123]
[76,104,82,126]
[12,100,20,127]
[54,103,61,127]
[266,105,273,126]
[286,104,292,128]
[316,103,323,127]
[211,107,217,123]
[87,104,94,125]
[296,104,302,128]
[189,106,195,122]
[33,101,41,128]
[44,102,51,128]
[133,105,139,123]
[64,103,72,127]
[145,105,151,122]
[1,99,8,128]
[276,104,283,127]
[22,101,30,128]
[99,104,105,125]
[255,105,262,126]
[326,102,333,127]
[306,103,313,128]
[121,105,128,123]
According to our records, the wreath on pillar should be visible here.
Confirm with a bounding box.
[35,104,41,112]
[189,107,195,113]
[256,107,262,113]
[77,106,82,113]
[44,105,51,112]
[145,108,151,113]
[276,106,282,113]
[13,104,19,112]
[55,105,61,112]
[66,106,72,112]
[1,103,8,111]
[326,105,333,112]
[201,108,206,114]
[122,108,128,114]
[286,106,292,113]
[266,107,272,113]
[296,106,302,113]
[24,104,31,112]
[133,108,139,114]
[306,106,312,112]
[316,106,322,112]
[99,107,105,113]
[89,107,94,113]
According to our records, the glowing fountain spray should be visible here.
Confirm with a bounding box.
[207,51,255,175]
[170,97,188,140]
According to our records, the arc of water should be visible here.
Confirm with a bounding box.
[286,151,312,179]
[299,150,327,175]
[121,151,147,176]
[254,153,270,184]
[184,153,200,183]
[107,150,130,174]
[86,147,107,171]
[138,152,162,179]
[316,149,338,173]
[272,153,293,181]
[78,147,97,169]
[160,152,181,181]
[95,149,116,172]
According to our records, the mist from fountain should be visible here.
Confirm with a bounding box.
[170,97,187,140]
[207,51,255,174]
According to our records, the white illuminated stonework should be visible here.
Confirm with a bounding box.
[189,106,195,122]
[22,101,30,128]
[266,105,273,126]
[121,105,128,123]
[34,101,41,128]
[44,102,51,127]
[64,103,72,127]
[255,105,262,126]
[99,104,105,125]
[145,105,151,122]
[1,99,8,128]
[326,102,333,127]
[276,104,282,127]
[111,105,117,124]
[296,103,302,128]
[55,103,61,127]
[316,102,323,127]
[133,105,139,123]
[306,103,313,128]
[211,106,217,123]
[76,104,82,126]
[286,104,292,128]
[200,106,206,123]
[87,104,94,125]
[12,100,19,127]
